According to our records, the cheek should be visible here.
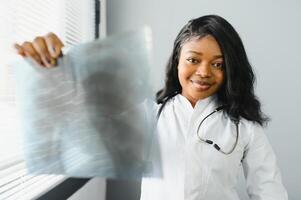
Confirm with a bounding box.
[178,65,192,82]
[214,71,225,85]
[177,66,186,83]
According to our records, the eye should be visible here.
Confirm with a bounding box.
[186,58,199,64]
[212,62,223,69]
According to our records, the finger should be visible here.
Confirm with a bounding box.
[32,36,56,68]
[21,42,44,66]
[44,32,64,58]
[14,43,26,57]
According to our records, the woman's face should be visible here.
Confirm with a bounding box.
[178,35,224,107]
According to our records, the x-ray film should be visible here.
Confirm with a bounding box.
[13,27,161,179]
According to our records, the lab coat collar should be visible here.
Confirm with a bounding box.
[176,94,217,139]
[175,94,218,137]
[176,94,217,113]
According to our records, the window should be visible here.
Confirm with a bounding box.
[0,0,102,199]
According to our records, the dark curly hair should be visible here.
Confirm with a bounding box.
[156,15,268,126]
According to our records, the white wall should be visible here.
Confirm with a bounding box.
[107,0,301,199]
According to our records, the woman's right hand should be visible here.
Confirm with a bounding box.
[14,32,64,68]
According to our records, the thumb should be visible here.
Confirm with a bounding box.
[14,43,26,57]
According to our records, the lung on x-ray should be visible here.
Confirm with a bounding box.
[13,27,161,179]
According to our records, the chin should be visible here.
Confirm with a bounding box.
[190,93,211,101]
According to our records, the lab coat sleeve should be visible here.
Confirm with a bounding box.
[241,124,288,200]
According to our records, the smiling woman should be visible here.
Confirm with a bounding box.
[147,15,288,200]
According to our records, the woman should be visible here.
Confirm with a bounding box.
[15,15,288,199]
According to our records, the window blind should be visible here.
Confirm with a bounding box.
[0,0,98,199]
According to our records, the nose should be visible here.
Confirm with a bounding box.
[195,63,212,78]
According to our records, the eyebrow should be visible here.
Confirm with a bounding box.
[186,50,223,59]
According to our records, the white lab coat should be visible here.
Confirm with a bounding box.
[140,94,288,200]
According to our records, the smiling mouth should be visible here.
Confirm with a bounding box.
[190,80,212,91]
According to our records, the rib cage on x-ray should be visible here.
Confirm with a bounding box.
[13,27,161,179]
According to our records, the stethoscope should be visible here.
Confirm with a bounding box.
[196,105,239,155]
